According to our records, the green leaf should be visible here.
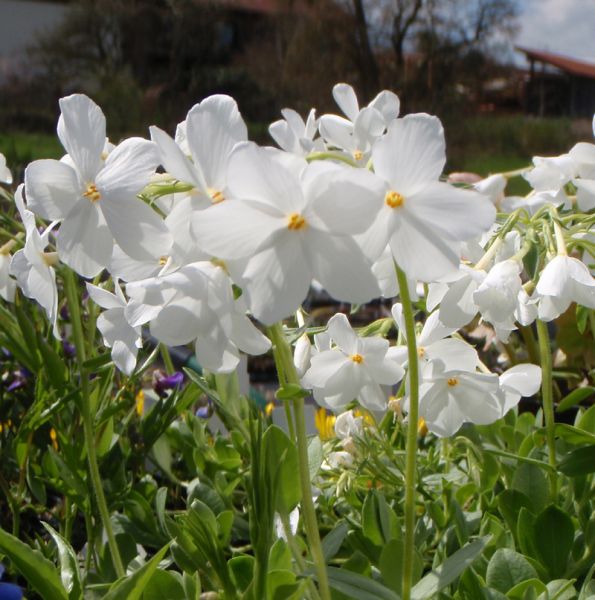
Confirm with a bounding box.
[322,521,349,561]
[228,555,254,592]
[0,526,68,600]
[578,405,595,434]
[410,536,491,600]
[557,387,595,413]
[263,425,300,511]
[555,424,595,445]
[511,463,549,514]
[559,446,595,476]
[498,489,534,535]
[379,539,404,594]
[486,549,538,594]
[103,543,170,600]
[325,566,402,600]
[142,570,186,600]
[576,305,590,334]
[506,578,548,599]
[275,384,309,400]
[41,523,83,600]
[517,508,538,559]
[533,506,574,579]
[307,435,323,480]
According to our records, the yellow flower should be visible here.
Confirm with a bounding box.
[50,427,59,450]
[315,408,336,441]
[264,401,275,417]
[135,390,145,417]
[417,417,428,437]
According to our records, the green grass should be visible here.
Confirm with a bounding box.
[0,133,63,182]
[451,153,532,196]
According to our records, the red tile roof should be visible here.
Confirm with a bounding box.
[517,46,595,80]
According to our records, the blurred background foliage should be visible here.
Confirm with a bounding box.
[0,0,593,183]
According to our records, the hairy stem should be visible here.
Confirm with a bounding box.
[63,270,125,578]
[396,265,420,600]
[267,323,331,600]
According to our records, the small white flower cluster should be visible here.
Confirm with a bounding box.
[0,83,593,439]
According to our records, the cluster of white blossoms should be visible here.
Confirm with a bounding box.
[2,84,594,437]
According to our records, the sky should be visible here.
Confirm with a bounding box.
[516,0,595,63]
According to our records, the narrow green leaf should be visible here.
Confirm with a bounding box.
[142,570,185,600]
[0,526,68,600]
[41,523,83,600]
[410,536,491,600]
[557,387,595,413]
[325,566,401,600]
[103,543,170,600]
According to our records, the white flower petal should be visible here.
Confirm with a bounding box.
[58,201,112,278]
[327,313,358,354]
[186,95,247,189]
[226,142,304,213]
[195,329,240,374]
[24,159,79,221]
[307,233,379,305]
[97,137,158,197]
[372,113,445,195]
[86,283,123,310]
[193,199,283,259]
[100,193,172,262]
[230,313,271,355]
[500,364,542,397]
[332,83,359,121]
[150,125,203,188]
[369,90,400,123]
[239,236,312,325]
[57,94,106,181]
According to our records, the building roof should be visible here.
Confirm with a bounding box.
[517,46,595,80]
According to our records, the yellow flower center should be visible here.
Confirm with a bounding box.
[208,188,225,204]
[385,190,404,208]
[287,212,307,231]
[418,346,426,357]
[135,390,145,416]
[353,149,364,161]
[447,377,459,387]
[83,183,101,202]
[350,353,364,364]
[42,252,59,267]
[159,256,168,266]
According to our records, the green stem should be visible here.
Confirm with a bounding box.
[305,151,358,167]
[266,325,296,440]
[267,323,331,600]
[160,343,175,375]
[395,265,420,600]
[536,319,558,499]
[63,270,126,578]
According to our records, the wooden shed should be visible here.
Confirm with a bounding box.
[517,46,595,118]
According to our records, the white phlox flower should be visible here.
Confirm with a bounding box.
[193,143,382,324]
[301,313,404,412]
[391,303,479,372]
[536,255,595,321]
[428,265,485,329]
[358,114,496,282]
[0,152,12,184]
[334,410,363,439]
[0,240,17,302]
[25,94,171,278]
[9,186,60,337]
[472,259,523,341]
[150,94,247,210]
[497,363,542,416]
[473,174,506,208]
[86,282,142,375]
[269,108,324,156]
[126,262,270,373]
[417,359,501,438]
[318,83,400,162]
